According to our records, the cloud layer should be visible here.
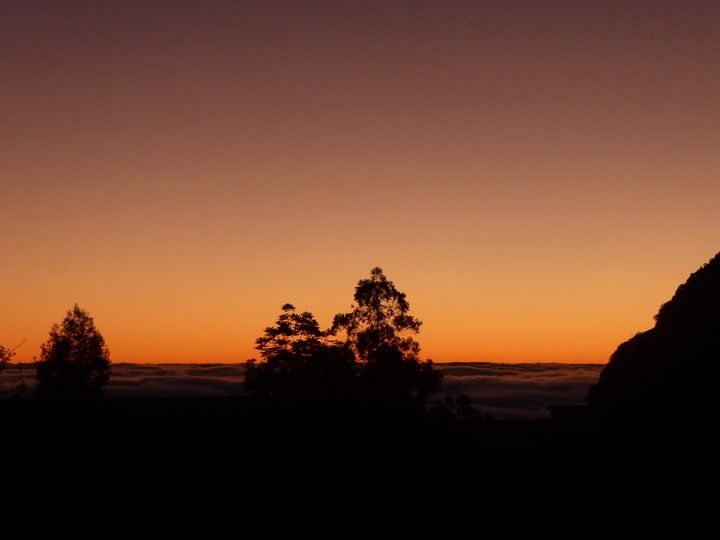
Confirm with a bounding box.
[1,362,602,419]
[434,362,604,420]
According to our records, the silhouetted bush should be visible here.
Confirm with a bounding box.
[35,304,111,399]
[0,341,28,398]
[429,394,491,422]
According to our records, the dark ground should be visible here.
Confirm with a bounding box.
[1,398,717,537]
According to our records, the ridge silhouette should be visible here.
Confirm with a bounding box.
[588,251,720,417]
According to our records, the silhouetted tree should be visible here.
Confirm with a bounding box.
[0,344,13,374]
[35,304,111,399]
[332,268,443,403]
[244,304,355,399]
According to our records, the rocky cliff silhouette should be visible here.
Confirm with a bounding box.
[588,251,720,416]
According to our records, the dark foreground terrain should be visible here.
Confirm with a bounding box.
[1,398,717,537]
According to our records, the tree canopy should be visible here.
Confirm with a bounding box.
[244,268,443,407]
[35,304,111,399]
[244,304,355,399]
[333,267,442,403]
[332,267,422,363]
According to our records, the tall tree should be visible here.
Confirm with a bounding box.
[332,267,422,363]
[35,304,111,399]
[332,268,442,402]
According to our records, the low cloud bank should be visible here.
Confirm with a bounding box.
[434,362,604,420]
[105,363,247,398]
[1,362,603,419]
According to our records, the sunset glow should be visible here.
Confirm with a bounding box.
[2,1,719,365]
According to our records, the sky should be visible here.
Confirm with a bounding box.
[2,1,719,365]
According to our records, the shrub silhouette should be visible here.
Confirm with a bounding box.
[588,251,720,413]
[0,340,27,398]
[35,304,111,399]
[430,394,490,422]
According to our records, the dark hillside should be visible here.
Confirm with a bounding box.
[1,397,716,536]
[589,251,720,416]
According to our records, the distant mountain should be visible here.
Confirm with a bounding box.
[588,251,720,414]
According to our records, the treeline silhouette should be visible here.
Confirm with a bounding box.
[244,267,444,412]
[2,268,462,415]
[7,257,720,423]
[2,263,719,534]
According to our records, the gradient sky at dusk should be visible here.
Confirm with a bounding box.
[2,1,719,365]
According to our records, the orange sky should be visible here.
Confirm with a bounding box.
[2,1,719,365]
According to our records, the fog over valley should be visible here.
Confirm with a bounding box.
[1,362,603,420]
